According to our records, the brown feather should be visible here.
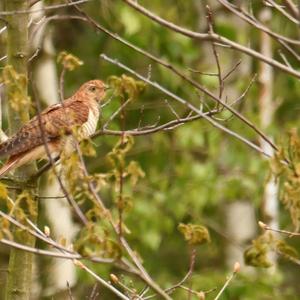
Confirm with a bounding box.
[0,79,106,177]
[0,99,89,158]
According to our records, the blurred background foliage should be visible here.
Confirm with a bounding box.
[2,0,300,299]
[44,0,300,299]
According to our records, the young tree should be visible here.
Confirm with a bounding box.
[0,1,300,299]
[4,0,37,299]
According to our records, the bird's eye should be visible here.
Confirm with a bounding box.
[89,86,97,92]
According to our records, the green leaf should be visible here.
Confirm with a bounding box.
[108,75,146,101]
[275,240,299,259]
[178,223,210,246]
[127,161,145,186]
[57,51,83,71]
[244,234,273,268]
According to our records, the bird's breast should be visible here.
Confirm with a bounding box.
[82,104,99,137]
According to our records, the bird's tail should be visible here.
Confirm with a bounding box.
[0,157,20,178]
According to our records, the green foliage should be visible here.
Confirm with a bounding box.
[80,138,97,157]
[275,239,299,261]
[108,74,146,100]
[127,161,145,186]
[2,0,300,298]
[0,182,8,200]
[75,224,122,259]
[14,190,37,220]
[57,51,83,71]
[244,232,299,268]
[178,223,210,246]
[272,128,300,231]
[244,233,273,268]
[1,65,30,122]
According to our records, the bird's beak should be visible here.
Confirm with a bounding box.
[104,84,111,92]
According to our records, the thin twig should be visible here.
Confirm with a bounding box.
[282,0,299,18]
[122,0,300,79]
[67,281,74,300]
[72,140,173,300]
[214,263,240,300]
[164,100,180,120]
[165,248,196,296]
[218,0,300,44]
[258,221,300,237]
[0,0,91,16]
[100,54,272,158]
[95,109,218,137]
[103,98,131,129]
[73,260,130,300]
[223,60,241,81]
[0,26,6,35]
[0,238,83,259]
[88,284,99,300]
[230,74,257,106]
[206,6,224,100]
[55,4,279,153]
[0,55,7,62]
[266,0,300,24]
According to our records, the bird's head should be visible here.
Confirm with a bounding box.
[79,79,109,103]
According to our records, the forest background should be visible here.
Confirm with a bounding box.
[0,0,300,299]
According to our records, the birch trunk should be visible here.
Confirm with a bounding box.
[258,8,278,268]
[4,0,37,299]
[30,2,78,296]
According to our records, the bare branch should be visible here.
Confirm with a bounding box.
[0,238,82,259]
[122,0,300,79]
[166,248,196,295]
[206,5,224,100]
[73,260,130,300]
[266,0,300,24]
[164,99,180,120]
[230,74,257,106]
[0,26,6,35]
[218,0,300,44]
[0,0,91,16]
[72,141,173,300]
[214,262,240,300]
[46,4,279,153]
[222,60,242,81]
[282,0,300,18]
[67,281,74,300]
[0,221,130,300]
[95,110,218,137]
[259,221,300,237]
[0,55,7,62]
[100,54,273,158]
[103,98,131,129]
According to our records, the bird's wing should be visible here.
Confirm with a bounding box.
[0,99,90,158]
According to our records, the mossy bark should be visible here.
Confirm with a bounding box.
[4,1,38,299]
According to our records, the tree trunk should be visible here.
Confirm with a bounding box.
[4,1,37,299]
[30,2,78,293]
[258,8,278,270]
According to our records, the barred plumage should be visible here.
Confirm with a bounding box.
[0,79,107,177]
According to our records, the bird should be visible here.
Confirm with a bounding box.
[0,79,107,177]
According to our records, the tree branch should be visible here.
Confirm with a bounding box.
[122,0,300,79]
[100,54,272,158]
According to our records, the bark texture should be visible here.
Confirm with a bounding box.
[4,1,37,299]
[30,2,78,294]
[258,8,278,269]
